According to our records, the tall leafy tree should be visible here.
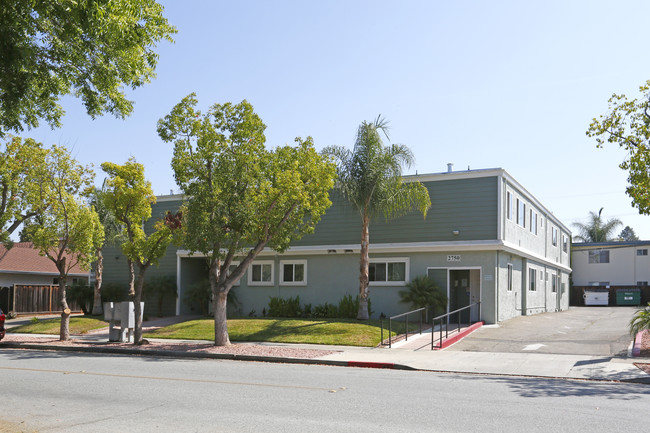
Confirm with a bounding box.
[28,145,104,341]
[101,158,181,345]
[0,136,49,246]
[324,117,431,320]
[619,226,639,242]
[0,0,176,135]
[587,80,650,215]
[89,185,123,315]
[157,94,336,346]
[572,208,622,242]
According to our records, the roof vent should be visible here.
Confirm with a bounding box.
[447,163,453,173]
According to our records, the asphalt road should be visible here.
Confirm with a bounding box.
[448,306,637,356]
[1,349,648,432]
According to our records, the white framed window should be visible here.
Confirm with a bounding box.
[637,249,648,256]
[506,191,513,220]
[551,227,558,246]
[637,281,648,286]
[248,261,274,286]
[562,234,568,253]
[588,250,609,264]
[551,274,557,293]
[280,260,307,286]
[529,268,536,291]
[507,264,513,292]
[369,257,409,286]
[530,210,537,235]
[517,199,526,227]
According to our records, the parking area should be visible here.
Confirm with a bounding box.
[447,306,638,357]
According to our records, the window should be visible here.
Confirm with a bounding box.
[280,260,307,285]
[506,192,513,220]
[248,261,274,286]
[517,199,526,227]
[369,258,408,285]
[551,228,556,245]
[562,235,568,253]
[551,274,557,293]
[588,250,610,264]
[530,210,537,235]
[507,264,513,292]
[529,268,536,291]
[226,262,240,286]
[638,281,648,286]
[637,249,648,256]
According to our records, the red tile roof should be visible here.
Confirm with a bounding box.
[0,242,88,276]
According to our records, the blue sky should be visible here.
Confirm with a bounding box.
[24,0,650,238]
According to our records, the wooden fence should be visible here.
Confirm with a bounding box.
[0,285,81,314]
[570,285,650,307]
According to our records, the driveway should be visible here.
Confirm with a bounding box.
[447,307,637,357]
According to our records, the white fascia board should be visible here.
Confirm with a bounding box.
[402,168,505,183]
[0,270,89,277]
[501,170,571,234]
[501,241,572,273]
[156,194,185,202]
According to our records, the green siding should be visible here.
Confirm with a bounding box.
[293,176,498,246]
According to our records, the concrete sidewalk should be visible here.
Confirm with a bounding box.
[2,329,649,384]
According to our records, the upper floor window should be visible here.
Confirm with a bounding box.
[562,235,568,253]
[637,249,648,256]
[369,258,408,285]
[551,227,558,246]
[530,210,537,235]
[517,199,526,227]
[506,192,513,220]
[588,250,609,264]
[637,281,648,286]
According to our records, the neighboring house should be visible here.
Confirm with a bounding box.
[102,167,572,324]
[571,241,650,287]
[0,242,90,313]
[0,242,89,287]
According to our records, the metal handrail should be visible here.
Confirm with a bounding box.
[380,306,427,348]
[431,301,481,350]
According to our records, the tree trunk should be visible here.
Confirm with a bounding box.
[91,247,104,315]
[57,261,70,341]
[210,259,231,346]
[357,213,370,320]
[133,266,147,345]
[127,259,135,297]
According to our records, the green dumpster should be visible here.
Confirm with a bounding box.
[616,288,641,306]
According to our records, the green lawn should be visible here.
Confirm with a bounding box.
[144,317,420,347]
[8,316,109,335]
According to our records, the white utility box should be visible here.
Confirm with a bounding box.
[583,290,609,306]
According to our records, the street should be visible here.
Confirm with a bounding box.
[0,349,648,432]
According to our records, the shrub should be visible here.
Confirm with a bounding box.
[101,282,130,303]
[144,275,178,316]
[268,296,302,318]
[67,283,94,314]
[630,303,650,336]
[399,275,447,317]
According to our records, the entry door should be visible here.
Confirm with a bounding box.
[450,270,470,323]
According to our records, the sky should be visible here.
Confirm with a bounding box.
[21,0,650,239]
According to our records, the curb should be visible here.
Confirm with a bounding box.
[0,342,414,371]
[632,331,644,357]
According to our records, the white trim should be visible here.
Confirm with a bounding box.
[0,270,88,277]
[369,257,409,286]
[279,260,307,286]
[498,175,504,240]
[176,254,181,316]
[247,261,274,286]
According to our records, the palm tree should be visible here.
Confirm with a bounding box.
[90,185,123,315]
[571,208,622,242]
[324,116,431,320]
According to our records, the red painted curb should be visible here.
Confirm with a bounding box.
[435,321,484,350]
[347,361,395,369]
[632,331,644,357]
